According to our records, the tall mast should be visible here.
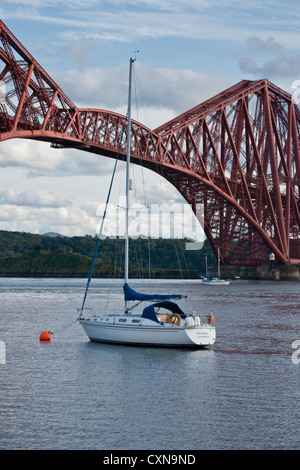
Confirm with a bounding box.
[125,58,134,312]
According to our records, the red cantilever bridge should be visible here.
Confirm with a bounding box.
[0,20,300,267]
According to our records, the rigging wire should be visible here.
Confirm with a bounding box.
[130,63,152,282]
[132,65,188,285]
[78,120,127,317]
[132,61,194,295]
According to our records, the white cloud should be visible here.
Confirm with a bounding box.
[0,202,101,236]
[134,66,229,114]
[0,139,64,171]
[237,33,300,81]
[244,36,283,53]
[0,139,116,177]
[55,64,230,120]
[239,52,300,79]
[0,188,72,208]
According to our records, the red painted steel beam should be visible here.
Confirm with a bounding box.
[156,80,300,265]
[0,19,299,265]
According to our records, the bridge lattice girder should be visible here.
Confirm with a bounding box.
[0,19,299,265]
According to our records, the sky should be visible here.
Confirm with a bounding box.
[0,0,300,238]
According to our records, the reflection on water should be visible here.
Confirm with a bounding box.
[0,278,300,449]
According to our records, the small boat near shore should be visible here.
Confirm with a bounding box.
[201,276,230,286]
[200,249,230,285]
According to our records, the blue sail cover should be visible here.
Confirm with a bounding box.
[142,301,187,323]
[142,304,160,323]
[123,283,183,302]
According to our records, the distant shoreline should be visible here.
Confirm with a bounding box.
[0,271,198,279]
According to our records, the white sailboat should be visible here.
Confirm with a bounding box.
[201,249,230,285]
[78,58,216,348]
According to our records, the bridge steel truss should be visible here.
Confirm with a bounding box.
[0,19,299,266]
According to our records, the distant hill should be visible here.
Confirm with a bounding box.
[43,232,67,238]
[0,230,215,278]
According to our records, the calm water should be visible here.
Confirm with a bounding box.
[0,277,299,450]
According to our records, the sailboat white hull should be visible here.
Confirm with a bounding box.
[201,279,230,285]
[79,315,216,348]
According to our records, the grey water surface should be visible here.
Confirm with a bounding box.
[0,277,299,450]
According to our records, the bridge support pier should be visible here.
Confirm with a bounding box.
[238,265,300,281]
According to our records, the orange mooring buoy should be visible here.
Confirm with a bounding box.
[40,331,51,341]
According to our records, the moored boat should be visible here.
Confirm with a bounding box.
[78,58,216,348]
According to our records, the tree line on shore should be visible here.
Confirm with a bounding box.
[0,230,215,278]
